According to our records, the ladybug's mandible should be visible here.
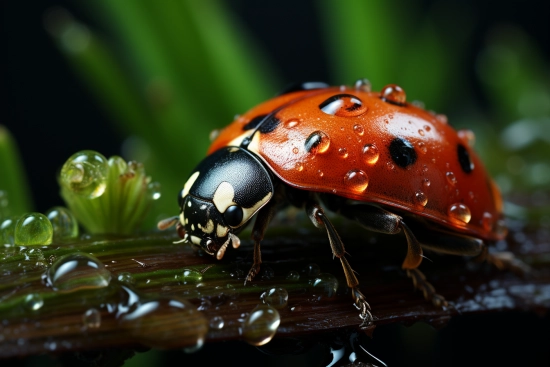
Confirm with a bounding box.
[159,79,512,326]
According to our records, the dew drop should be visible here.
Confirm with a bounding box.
[354,78,371,92]
[181,269,203,284]
[446,172,457,186]
[295,162,304,172]
[458,129,476,147]
[317,170,324,178]
[0,217,18,245]
[209,129,220,142]
[24,293,44,311]
[422,178,431,187]
[310,273,338,298]
[292,147,299,154]
[120,296,208,349]
[448,203,471,224]
[482,212,494,232]
[414,190,428,207]
[417,142,427,154]
[286,270,300,281]
[46,252,111,292]
[209,316,224,330]
[386,162,395,171]
[424,125,431,132]
[344,169,369,192]
[338,147,349,158]
[319,94,367,117]
[117,272,136,286]
[83,308,101,329]
[418,129,425,136]
[14,213,53,246]
[303,263,320,277]
[261,287,289,309]
[45,207,78,241]
[60,150,108,198]
[380,84,406,105]
[304,130,330,154]
[241,305,281,346]
[147,182,161,200]
[362,144,379,164]
[285,119,299,128]
[353,124,364,136]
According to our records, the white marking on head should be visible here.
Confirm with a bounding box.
[199,219,215,234]
[190,224,195,231]
[216,224,229,238]
[242,192,272,221]
[212,181,237,214]
[182,171,200,198]
[190,235,202,246]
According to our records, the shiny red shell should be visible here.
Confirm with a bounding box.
[208,84,506,242]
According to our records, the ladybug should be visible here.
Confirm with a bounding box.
[159,79,509,326]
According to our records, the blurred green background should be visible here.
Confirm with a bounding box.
[2,0,549,366]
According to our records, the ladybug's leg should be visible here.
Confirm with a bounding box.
[305,202,373,327]
[341,203,450,307]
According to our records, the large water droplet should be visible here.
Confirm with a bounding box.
[319,94,367,117]
[46,207,78,241]
[380,84,406,105]
[120,296,208,349]
[304,130,330,154]
[448,203,471,224]
[46,252,111,292]
[362,144,379,164]
[414,190,428,208]
[344,169,369,192]
[260,287,289,309]
[242,305,281,346]
[60,150,108,198]
[310,273,338,298]
[14,213,53,246]
[354,78,372,92]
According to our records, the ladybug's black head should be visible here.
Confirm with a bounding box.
[173,147,274,259]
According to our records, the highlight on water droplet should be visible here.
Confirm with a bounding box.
[380,84,406,105]
[304,130,331,154]
[304,263,320,277]
[414,190,428,208]
[422,178,431,187]
[83,308,101,329]
[362,143,379,164]
[338,147,349,158]
[317,170,324,178]
[46,206,78,241]
[241,304,281,346]
[353,124,364,136]
[354,78,371,92]
[147,182,161,200]
[46,252,111,292]
[436,114,448,124]
[260,287,289,309]
[344,170,369,192]
[60,150,108,198]
[310,273,338,298]
[448,203,471,224]
[14,213,53,246]
[209,316,224,330]
[386,162,395,171]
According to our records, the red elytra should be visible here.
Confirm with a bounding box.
[208,84,506,242]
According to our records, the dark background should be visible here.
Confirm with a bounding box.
[3,1,549,366]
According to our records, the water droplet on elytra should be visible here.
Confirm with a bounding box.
[448,203,471,224]
[422,178,431,187]
[60,150,108,198]
[458,129,476,147]
[292,147,299,154]
[46,252,111,292]
[344,169,369,192]
[482,212,494,232]
[362,144,379,164]
[424,125,431,132]
[418,129,425,136]
[436,114,448,124]
[338,147,348,158]
[353,124,364,136]
[380,84,406,105]
[295,162,304,172]
[418,142,427,154]
[446,172,457,186]
[285,119,299,128]
[386,162,395,170]
[304,130,330,154]
[241,305,281,346]
[261,287,289,309]
[317,170,324,178]
[319,94,367,117]
[414,190,428,207]
[354,78,371,92]
[14,213,53,246]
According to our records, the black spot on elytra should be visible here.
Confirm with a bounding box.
[277,81,329,95]
[458,144,474,173]
[242,114,281,134]
[389,137,417,168]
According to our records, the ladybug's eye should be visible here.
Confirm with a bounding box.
[224,205,243,227]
